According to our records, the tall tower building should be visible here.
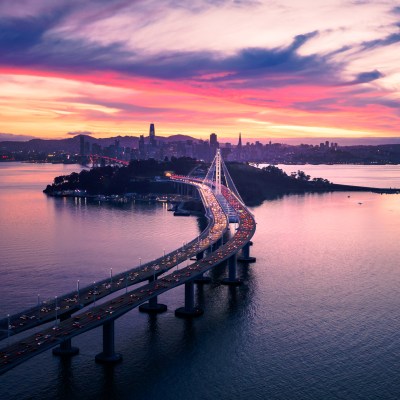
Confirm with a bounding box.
[209,132,219,159]
[238,132,242,148]
[149,123,156,147]
[139,135,145,159]
[236,132,242,161]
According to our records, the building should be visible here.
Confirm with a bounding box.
[149,123,156,147]
[139,135,145,159]
[209,133,219,158]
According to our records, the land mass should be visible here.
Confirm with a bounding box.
[2,133,400,164]
[43,158,399,206]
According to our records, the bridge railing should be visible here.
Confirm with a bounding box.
[0,176,255,375]
[0,180,228,339]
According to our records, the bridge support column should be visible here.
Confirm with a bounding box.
[194,273,212,284]
[221,253,242,286]
[238,242,256,263]
[196,251,204,260]
[52,338,79,357]
[194,251,211,284]
[95,320,122,364]
[175,281,203,318]
[53,314,79,357]
[139,277,167,314]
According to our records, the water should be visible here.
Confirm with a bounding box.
[270,164,400,189]
[1,162,400,400]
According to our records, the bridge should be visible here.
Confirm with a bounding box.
[88,154,130,167]
[0,150,256,375]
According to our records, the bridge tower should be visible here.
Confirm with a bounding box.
[215,148,222,195]
[202,149,256,287]
[203,148,245,223]
[203,148,244,204]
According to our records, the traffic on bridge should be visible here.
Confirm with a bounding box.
[0,180,228,341]
[0,150,256,375]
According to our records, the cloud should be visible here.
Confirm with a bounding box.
[0,0,399,139]
[0,132,37,141]
[391,6,400,14]
[293,98,341,112]
[67,131,92,136]
[345,69,384,85]
[360,32,400,51]
[0,16,335,88]
[75,98,170,114]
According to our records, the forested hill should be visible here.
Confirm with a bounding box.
[43,158,397,205]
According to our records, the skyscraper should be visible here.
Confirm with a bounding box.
[149,123,156,147]
[210,133,219,157]
[238,132,242,148]
[236,132,242,161]
[139,135,145,158]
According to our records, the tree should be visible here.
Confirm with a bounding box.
[296,170,310,181]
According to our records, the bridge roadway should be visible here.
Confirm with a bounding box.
[89,155,130,166]
[0,181,228,341]
[0,177,256,375]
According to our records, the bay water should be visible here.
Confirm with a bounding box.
[1,162,399,400]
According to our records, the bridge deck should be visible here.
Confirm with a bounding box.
[0,183,228,341]
[0,178,256,376]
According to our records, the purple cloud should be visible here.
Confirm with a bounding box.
[0,2,393,92]
[345,69,384,85]
[66,131,93,136]
[0,132,37,141]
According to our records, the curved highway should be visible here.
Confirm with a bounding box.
[0,181,228,341]
[0,177,256,375]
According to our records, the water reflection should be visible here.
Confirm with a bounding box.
[2,164,400,400]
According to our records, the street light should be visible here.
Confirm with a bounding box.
[93,282,96,307]
[37,294,41,321]
[139,257,142,267]
[7,314,10,346]
[55,296,58,326]
[77,280,80,305]
[110,268,113,287]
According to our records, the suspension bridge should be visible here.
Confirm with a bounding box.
[0,150,256,375]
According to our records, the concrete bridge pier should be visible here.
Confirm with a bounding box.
[194,251,211,284]
[196,250,204,260]
[208,238,221,253]
[194,273,211,284]
[53,314,79,357]
[175,280,204,318]
[237,242,256,263]
[95,320,122,364]
[139,276,167,314]
[52,338,79,357]
[221,253,242,286]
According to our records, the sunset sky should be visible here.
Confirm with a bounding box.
[0,0,399,141]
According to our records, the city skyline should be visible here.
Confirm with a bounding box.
[1,1,400,141]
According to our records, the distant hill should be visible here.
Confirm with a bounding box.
[159,134,197,142]
[0,133,37,141]
[0,134,202,153]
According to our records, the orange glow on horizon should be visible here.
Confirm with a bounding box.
[1,1,399,142]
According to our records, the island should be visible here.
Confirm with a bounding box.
[43,158,399,206]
